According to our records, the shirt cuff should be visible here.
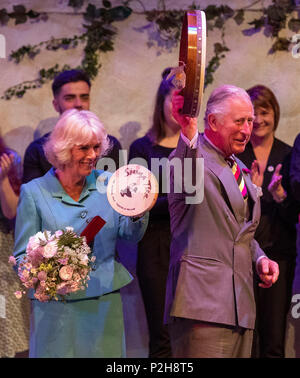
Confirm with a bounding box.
[181,131,198,149]
[256,255,267,268]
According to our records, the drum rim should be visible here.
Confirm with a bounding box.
[179,10,206,118]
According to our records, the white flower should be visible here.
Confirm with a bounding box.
[37,231,52,245]
[64,246,75,256]
[79,254,89,265]
[42,241,58,258]
[35,231,46,240]
[26,235,42,252]
[55,230,63,238]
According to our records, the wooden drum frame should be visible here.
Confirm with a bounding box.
[179,10,206,117]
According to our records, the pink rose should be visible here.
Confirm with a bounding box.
[27,235,42,252]
[32,277,38,285]
[59,265,73,281]
[24,262,32,270]
[33,284,51,302]
[55,230,63,238]
[14,290,22,299]
[58,258,69,265]
[56,282,70,295]
[27,248,44,267]
[42,241,57,258]
[34,292,50,302]
[37,271,47,281]
[20,269,30,281]
[72,272,81,282]
[8,256,16,266]
[23,279,35,289]
[39,280,46,288]
[69,282,81,293]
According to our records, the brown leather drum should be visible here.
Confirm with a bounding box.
[179,10,206,117]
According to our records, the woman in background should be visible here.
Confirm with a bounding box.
[0,139,30,358]
[129,68,180,358]
[238,85,300,358]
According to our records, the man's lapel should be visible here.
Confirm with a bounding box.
[199,135,247,224]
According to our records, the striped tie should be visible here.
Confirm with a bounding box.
[226,157,248,201]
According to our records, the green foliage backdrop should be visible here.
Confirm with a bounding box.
[1,0,300,99]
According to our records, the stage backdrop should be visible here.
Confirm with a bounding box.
[0,0,299,357]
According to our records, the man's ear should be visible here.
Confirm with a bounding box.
[207,113,219,132]
[52,98,59,113]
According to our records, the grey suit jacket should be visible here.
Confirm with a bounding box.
[164,133,266,330]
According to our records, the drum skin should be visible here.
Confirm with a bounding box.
[106,164,158,217]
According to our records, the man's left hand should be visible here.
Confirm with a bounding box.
[256,257,279,288]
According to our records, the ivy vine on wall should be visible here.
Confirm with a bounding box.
[1,0,300,100]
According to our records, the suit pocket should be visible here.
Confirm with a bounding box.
[173,254,234,322]
[181,255,223,264]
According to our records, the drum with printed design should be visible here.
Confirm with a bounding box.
[106,164,158,217]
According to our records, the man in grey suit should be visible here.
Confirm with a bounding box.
[164,85,279,358]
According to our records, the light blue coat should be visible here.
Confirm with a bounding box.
[14,168,149,300]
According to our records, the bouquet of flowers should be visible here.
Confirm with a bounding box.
[9,227,95,302]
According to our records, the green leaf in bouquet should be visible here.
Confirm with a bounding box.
[57,231,81,249]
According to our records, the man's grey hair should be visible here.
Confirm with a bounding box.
[204,84,252,129]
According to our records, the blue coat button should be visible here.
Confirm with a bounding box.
[80,210,88,219]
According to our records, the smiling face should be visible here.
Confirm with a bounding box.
[207,97,254,157]
[251,105,275,140]
[67,140,101,178]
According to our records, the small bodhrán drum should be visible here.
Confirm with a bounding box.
[106,164,158,217]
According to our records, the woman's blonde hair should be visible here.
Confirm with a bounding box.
[44,109,110,169]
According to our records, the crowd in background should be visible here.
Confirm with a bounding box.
[0,69,300,358]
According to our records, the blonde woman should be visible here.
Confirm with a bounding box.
[14,109,148,358]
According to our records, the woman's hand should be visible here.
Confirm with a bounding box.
[250,160,263,187]
[171,90,198,141]
[0,153,14,181]
[0,153,19,219]
[268,163,287,203]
